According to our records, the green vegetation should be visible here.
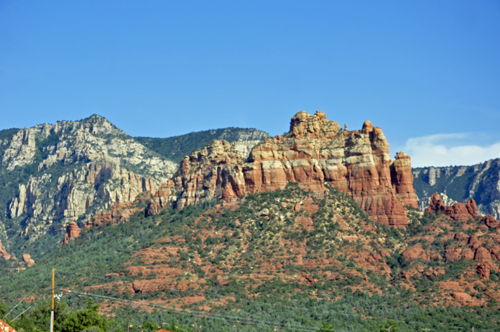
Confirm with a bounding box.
[412,166,476,202]
[1,182,499,331]
[135,127,269,162]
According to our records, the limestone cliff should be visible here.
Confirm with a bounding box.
[169,111,418,226]
[2,115,178,241]
[413,158,500,219]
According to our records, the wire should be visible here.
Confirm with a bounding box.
[2,280,42,320]
[66,290,323,331]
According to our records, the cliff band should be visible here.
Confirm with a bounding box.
[168,111,418,226]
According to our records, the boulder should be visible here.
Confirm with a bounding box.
[22,253,35,267]
[402,243,429,261]
[474,247,492,262]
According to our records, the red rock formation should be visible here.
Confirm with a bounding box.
[391,152,419,208]
[62,222,81,245]
[476,263,490,280]
[145,184,172,217]
[461,248,475,260]
[484,214,500,229]
[466,198,479,217]
[170,111,418,227]
[22,253,35,267]
[0,319,17,332]
[87,202,139,227]
[426,193,479,222]
[0,240,9,260]
[474,247,492,262]
[445,247,462,262]
[402,243,430,261]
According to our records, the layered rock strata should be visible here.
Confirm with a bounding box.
[3,115,178,240]
[169,111,418,226]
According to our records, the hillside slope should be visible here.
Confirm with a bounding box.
[0,115,178,256]
[1,184,500,331]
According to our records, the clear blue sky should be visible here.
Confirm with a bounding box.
[1,1,499,167]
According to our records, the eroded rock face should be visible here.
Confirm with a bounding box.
[484,214,500,229]
[169,111,418,226]
[426,193,479,222]
[62,222,81,245]
[4,115,178,241]
[474,247,492,262]
[476,263,490,280]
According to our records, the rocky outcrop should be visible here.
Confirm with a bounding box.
[426,193,479,222]
[484,214,500,229]
[87,203,139,227]
[0,240,10,260]
[426,193,500,231]
[145,184,174,217]
[22,253,35,267]
[391,152,418,207]
[413,158,500,219]
[476,263,490,280]
[3,115,178,241]
[168,111,418,226]
[0,319,16,332]
[62,222,81,245]
[474,247,492,263]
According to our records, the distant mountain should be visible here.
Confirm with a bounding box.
[413,158,500,219]
[135,127,271,162]
[0,115,178,256]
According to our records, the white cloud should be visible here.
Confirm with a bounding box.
[402,133,500,167]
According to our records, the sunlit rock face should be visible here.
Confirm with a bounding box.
[3,115,178,241]
[170,111,418,227]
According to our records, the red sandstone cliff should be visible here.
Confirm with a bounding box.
[168,111,418,226]
[62,222,81,245]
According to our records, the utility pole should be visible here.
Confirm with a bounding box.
[50,268,55,332]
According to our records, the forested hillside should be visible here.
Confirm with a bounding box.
[135,127,270,162]
[1,183,499,331]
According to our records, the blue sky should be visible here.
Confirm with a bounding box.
[1,1,499,167]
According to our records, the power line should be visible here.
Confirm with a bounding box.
[66,290,324,331]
